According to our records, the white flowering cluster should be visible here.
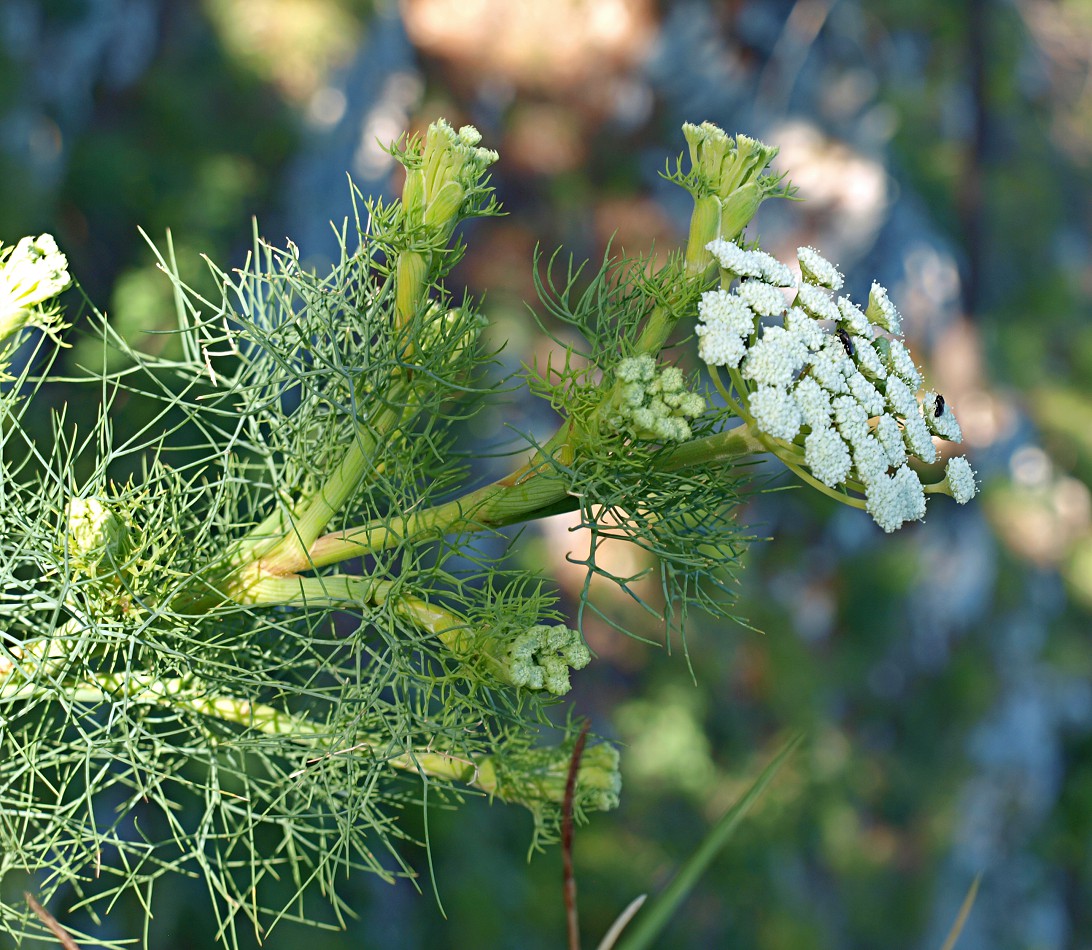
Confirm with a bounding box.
[697,241,977,531]
[609,355,706,443]
[0,233,71,348]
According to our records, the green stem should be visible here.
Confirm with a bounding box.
[303,424,579,571]
[240,574,470,649]
[655,423,768,472]
[259,385,413,569]
[306,422,772,571]
[0,667,517,800]
[634,228,715,356]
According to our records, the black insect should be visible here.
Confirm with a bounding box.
[934,393,945,417]
[836,327,855,357]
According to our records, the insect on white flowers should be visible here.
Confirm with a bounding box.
[697,243,977,531]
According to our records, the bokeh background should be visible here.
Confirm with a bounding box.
[3,0,1092,947]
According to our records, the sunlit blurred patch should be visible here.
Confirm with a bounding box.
[204,0,364,101]
[401,0,656,99]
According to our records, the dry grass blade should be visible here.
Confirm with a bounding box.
[939,874,981,950]
[24,893,81,950]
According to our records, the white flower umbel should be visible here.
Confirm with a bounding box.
[0,233,71,350]
[697,243,974,531]
[736,279,788,317]
[883,337,923,391]
[923,391,963,442]
[707,239,794,286]
[804,427,852,487]
[836,297,872,337]
[750,386,802,441]
[795,282,841,323]
[742,326,808,387]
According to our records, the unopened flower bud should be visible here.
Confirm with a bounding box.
[719,180,764,241]
[493,624,591,696]
[500,741,622,812]
[395,249,431,326]
[422,180,466,230]
[65,496,126,576]
[401,168,425,228]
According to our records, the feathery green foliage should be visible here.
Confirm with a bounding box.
[0,118,973,945]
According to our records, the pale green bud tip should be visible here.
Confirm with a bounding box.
[456,124,482,147]
[0,233,71,342]
[500,624,591,696]
[65,496,125,574]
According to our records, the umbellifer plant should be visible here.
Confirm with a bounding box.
[0,119,976,944]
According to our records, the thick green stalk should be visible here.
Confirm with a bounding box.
[655,423,768,472]
[304,423,771,571]
[253,381,414,572]
[300,424,579,571]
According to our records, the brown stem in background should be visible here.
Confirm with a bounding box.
[24,893,80,950]
[961,0,990,320]
[563,720,591,950]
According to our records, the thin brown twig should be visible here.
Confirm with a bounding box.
[24,892,81,950]
[562,719,591,950]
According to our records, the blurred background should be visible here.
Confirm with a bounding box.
[3,0,1091,946]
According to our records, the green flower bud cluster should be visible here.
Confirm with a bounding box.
[402,119,498,235]
[486,741,622,815]
[679,124,785,265]
[0,233,71,359]
[683,124,779,201]
[493,623,592,696]
[396,120,499,327]
[64,496,128,578]
[608,355,706,444]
